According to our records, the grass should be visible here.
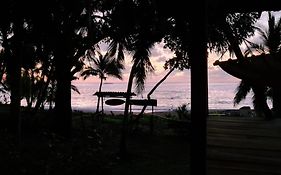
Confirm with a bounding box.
[110,135,189,175]
[3,106,280,175]
[0,110,190,175]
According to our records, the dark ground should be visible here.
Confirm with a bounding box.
[207,116,281,175]
[0,111,190,175]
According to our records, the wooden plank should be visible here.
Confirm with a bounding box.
[207,118,281,174]
[129,99,157,106]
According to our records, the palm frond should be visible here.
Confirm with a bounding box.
[132,46,154,94]
[112,43,125,70]
[255,26,268,43]
[108,40,118,57]
[0,87,6,93]
[133,61,146,94]
[85,48,96,62]
[234,80,251,106]
[248,42,266,55]
[96,50,103,60]
[81,67,98,80]
[254,12,281,54]
[106,60,123,80]
[82,47,124,81]
[71,84,80,94]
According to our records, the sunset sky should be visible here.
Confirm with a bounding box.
[74,11,281,85]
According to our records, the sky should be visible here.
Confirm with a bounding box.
[74,11,281,85]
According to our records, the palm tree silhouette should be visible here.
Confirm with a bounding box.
[81,50,123,113]
[234,12,281,119]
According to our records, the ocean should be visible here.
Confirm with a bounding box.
[71,81,259,113]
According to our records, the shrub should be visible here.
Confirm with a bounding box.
[175,103,190,120]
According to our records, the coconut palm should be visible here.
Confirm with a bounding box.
[81,50,123,113]
[253,12,281,55]
[249,12,281,117]
[234,79,272,119]
[233,12,281,119]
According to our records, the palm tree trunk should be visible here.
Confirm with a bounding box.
[8,20,23,145]
[252,86,272,120]
[136,66,175,118]
[96,78,103,113]
[120,62,136,158]
[26,70,33,113]
[54,38,72,138]
[54,65,72,137]
[9,48,22,135]
[33,74,51,115]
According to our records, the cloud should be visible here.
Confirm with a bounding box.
[151,41,175,57]
[155,56,168,62]
[174,71,185,77]
[208,67,240,83]
[150,46,163,57]
[76,12,281,85]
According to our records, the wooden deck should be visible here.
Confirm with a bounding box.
[207,117,281,175]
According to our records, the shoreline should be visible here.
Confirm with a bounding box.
[0,103,253,117]
[72,107,253,118]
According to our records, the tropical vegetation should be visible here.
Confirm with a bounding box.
[0,0,272,168]
[81,49,123,113]
[233,12,281,120]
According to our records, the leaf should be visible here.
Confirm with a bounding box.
[71,85,80,94]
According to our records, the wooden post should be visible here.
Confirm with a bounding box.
[150,106,154,134]
[189,2,208,175]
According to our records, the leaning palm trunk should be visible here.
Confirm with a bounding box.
[120,62,136,158]
[137,66,175,118]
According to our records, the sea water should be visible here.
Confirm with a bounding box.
[71,81,258,113]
